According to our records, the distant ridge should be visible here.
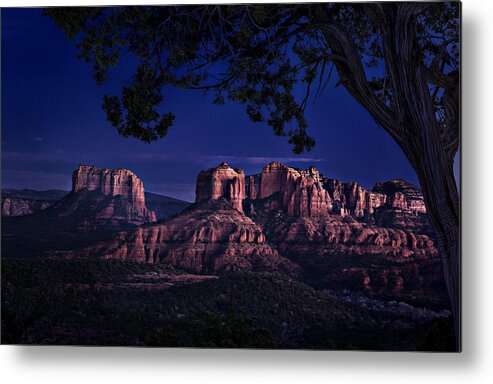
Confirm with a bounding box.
[2,188,191,221]
[1,189,68,216]
[1,165,190,257]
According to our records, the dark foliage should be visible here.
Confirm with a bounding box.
[2,259,453,350]
[44,4,458,155]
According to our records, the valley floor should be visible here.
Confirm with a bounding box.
[1,258,454,350]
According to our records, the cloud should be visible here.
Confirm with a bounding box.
[122,153,177,162]
[33,137,43,142]
[202,155,323,165]
[123,153,323,166]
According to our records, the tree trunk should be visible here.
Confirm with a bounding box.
[376,4,461,350]
[409,147,460,351]
[317,3,461,349]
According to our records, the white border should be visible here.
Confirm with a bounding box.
[2,0,493,383]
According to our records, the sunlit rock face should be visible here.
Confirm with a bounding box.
[83,198,299,276]
[249,162,333,217]
[244,162,424,220]
[323,179,388,218]
[195,162,245,212]
[240,162,439,291]
[80,161,440,293]
[72,164,156,225]
[372,179,427,214]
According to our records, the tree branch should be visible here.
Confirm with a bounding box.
[314,10,402,144]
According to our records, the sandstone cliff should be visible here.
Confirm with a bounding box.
[246,162,333,217]
[240,162,439,292]
[373,179,427,213]
[195,163,245,212]
[85,198,298,275]
[72,165,156,225]
[84,161,440,293]
[244,162,428,225]
[245,162,391,218]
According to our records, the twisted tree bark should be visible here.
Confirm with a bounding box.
[318,3,461,350]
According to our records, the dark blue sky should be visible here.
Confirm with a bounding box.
[2,8,454,202]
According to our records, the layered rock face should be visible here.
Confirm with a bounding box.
[86,199,298,275]
[78,161,440,293]
[1,189,68,217]
[241,162,439,291]
[373,179,427,213]
[73,165,147,213]
[72,165,156,224]
[323,179,388,217]
[245,162,428,224]
[196,163,245,212]
[323,257,445,296]
[368,180,431,233]
[246,162,333,217]
[257,162,299,199]
[2,198,54,217]
[250,196,439,293]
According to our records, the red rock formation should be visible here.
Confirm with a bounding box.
[258,162,298,199]
[259,213,439,291]
[248,163,396,219]
[246,174,259,200]
[271,215,436,259]
[198,162,424,221]
[1,198,54,216]
[323,179,387,217]
[195,163,245,212]
[285,170,333,217]
[373,179,426,214]
[325,259,444,293]
[387,191,408,210]
[1,189,67,217]
[75,161,440,294]
[86,200,298,275]
[73,165,145,209]
[370,180,430,232]
[252,163,332,217]
[72,165,156,224]
[241,163,438,290]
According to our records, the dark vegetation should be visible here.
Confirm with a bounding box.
[1,258,454,350]
[2,206,122,258]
